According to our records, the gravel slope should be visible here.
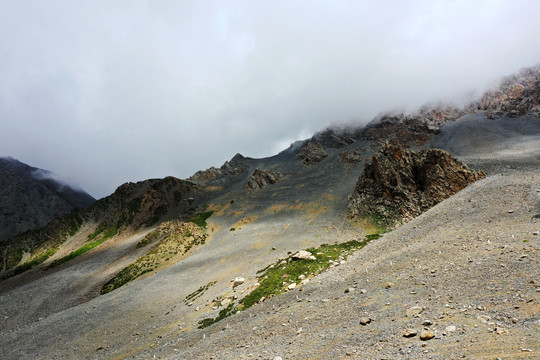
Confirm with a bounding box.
[0,114,538,359]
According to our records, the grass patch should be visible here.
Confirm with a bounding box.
[101,221,207,294]
[239,239,371,310]
[2,248,58,279]
[365,233,382,241]
[185,281,217,304]
[189,211,214,228]
[198,303,238,329]
[49,226,118,269]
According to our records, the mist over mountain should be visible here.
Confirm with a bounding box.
[0,157,95,242]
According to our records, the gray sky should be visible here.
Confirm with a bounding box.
[1,1,540,198]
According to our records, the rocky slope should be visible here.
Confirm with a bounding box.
[348,143,485,226]
[0,176,200,275]
[0,66,539,360]
[0,157,95,243]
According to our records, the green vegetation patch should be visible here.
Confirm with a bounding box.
[189,211,214,228]
[369,209,399,231]
[3,248,58,279]
[195,237,377,329]
[240,239,372,310]
[101,221,207,294]
[48,226,118,269]
[185,280,217,304]
[198,303,238,329]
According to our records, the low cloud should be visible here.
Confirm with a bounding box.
[1,1,539,198]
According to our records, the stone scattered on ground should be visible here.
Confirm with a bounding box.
[232,277,245,287]
[359,317,371,325]
[403,329,418,338]
[292,251,316,261]
[406,305,424,317]
[420,330,435,340]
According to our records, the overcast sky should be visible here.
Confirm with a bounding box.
[1,1,540,198]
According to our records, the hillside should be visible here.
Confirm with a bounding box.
[0,157,96,243]
[0,67,539,359]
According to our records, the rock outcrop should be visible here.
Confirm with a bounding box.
[358,104,466,146]
[189,153,246,183]
[338,148,365,167]
[348,143,485,226]
[469,66,540,119]
[298,142,328,165]
[245,169,282,190]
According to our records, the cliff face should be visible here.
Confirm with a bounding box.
[348,143,485,226]
[0,157,96,243]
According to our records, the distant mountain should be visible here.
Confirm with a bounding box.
[0,157,96,242]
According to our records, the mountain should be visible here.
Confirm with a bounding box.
[0,157,96,243]
[0,66,539,359]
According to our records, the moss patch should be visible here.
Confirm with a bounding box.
[185,281,217,304]
[198,303,238,329]
[239,239,371,309]
[189,211,214,228]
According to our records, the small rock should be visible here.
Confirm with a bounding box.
[403,329,417,338]
[508,210,514,214]
[385,282,394,289]
[273,357,283,360]
[221,298,232,307]
[359,317,371,325]
[445,325,456,332]
[422,320,433,326]
[232,277,245,287]
[406,305,424,317]
[292,250,316,261]
[533,231,539,235]
[344,287,355,294]
[420,330,435,340]
[298,274,306,280]
[359,289,367,294]
[477,315,491,323]
[288,283,297,290]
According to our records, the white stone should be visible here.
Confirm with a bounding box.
[292,250,316,261]
[232,277,245,287]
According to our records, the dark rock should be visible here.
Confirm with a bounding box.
[338,149,364,167]
[298,143,328,165]
[348,143,485,227]
[245,169,282,190]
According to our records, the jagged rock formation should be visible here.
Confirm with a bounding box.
[0,157,95,243]
[338,148,365,167]
[470,66,540,118]
[245,169,282,190]
[0,176,199,274]
[189,153,246,183]
[348,143,485,226]
[310,129,355,149]
[298,142,328,165]
[358,104,466,146]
